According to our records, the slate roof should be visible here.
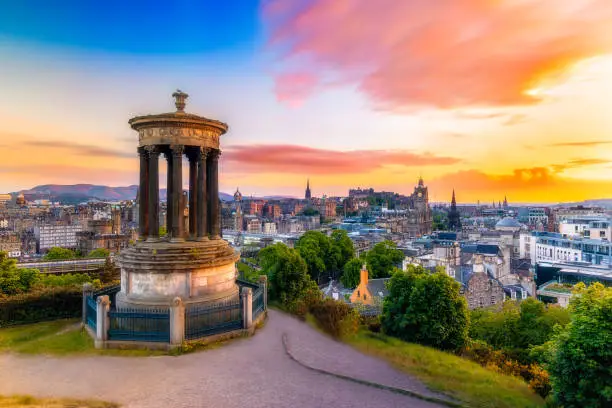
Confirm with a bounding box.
[496,217,522,228]
[367,278,390,298]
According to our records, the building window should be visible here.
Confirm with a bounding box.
[491,296,496,304]
[363,294,367,301]
[357,290,360,297]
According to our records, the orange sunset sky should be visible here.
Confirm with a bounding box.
[1,0,612,203]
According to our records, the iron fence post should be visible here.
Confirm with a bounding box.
[82,282,93,326]
[95,295,110,349]
[241,287,253,329]
[170,297,185,346]
[258,275,268,310]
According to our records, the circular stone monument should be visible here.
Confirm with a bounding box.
[116,91,240,309]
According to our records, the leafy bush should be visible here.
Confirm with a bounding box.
[462,339,552,398]
[309,299,359,339]
[469,298,570,364]
[87,248,110,258]
[0,286,83,326]
[0,252,40,296]
[38,273,93,288]
[546,283,612,407]
[381,266,470,351]
[43,247,76,260]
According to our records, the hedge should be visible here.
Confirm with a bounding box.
[0,287,83,327]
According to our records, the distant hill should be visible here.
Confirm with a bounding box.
[18,184,233,203]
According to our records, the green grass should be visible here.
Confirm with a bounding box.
[347,331,545,408]
[0,395,118,407]
[0,320,165,357]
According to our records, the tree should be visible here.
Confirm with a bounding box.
[546,283,612,407]
[469,298,570,363]
[87,248,110,258]
[0,251,40,296]
[43,247,76,260]
[365,240,404,279]
[100,256,116,283]
[381,265,469,351]
[295,231,341,283]
[258,243,318,307]
[331,229,355,270]
[341,258,363,289]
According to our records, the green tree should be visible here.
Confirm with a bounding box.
[546,283,612,407]
[159,226,167,237]
[331,229,355,270]
[341,258,363,289]
[100,256,116,283]
[43,247,76,260]
[0,251,40,296]
[87,248,110,258]
[432,212,448,231]
[469,298,570,363]
[381,265,469,351]
[295,231,340,283]
[365,240,404,279]
[259,243,318,307]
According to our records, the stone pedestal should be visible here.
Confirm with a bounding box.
[116,239,240,310]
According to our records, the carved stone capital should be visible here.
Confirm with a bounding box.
[170,144,184,157]
[144,145,160,157]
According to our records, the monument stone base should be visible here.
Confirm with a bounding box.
[116,238,240,310]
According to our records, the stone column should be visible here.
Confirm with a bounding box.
[82,282,93,326]
[188,151,198,238]
[165,149,173,238]
[138,147,149,240]
[241,287,253,329]
[196,148,208,240]
[169,297,185,346]
[95,295,110,349]
[147,146,160,241]
[258,275,268,311]
[208,149,220,239]
[171,145,184,241]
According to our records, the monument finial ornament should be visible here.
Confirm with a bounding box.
[172,89,189,112]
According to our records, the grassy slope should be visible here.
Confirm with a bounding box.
[347,331,545,408]
[0,395,118,407]
[0,319,164,356]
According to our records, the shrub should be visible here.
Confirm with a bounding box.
[382,266,469,351]
[462,340,552,399]
[309,298,359,339]
[546,283,612,407]
[0,286,83,326]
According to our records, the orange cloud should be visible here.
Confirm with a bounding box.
[222,144,459,174]
[428,167,612,203]
[264,0,612,109]
[273,73,319,106]
[550,140,612,147]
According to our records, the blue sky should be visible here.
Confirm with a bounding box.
[0,1,261,54]
[1,0,611,203]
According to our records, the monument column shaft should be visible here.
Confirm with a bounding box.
[188,153,197,238]
[171,145,184,240]
[197,149,208,239]
[208,150,220,239]
[138,147,149,239]
[147,148,160,240]
[166,151,173,237]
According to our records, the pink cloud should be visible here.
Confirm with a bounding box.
[222,144,459,174]
[263,0,612,109]
[273,73,318,106]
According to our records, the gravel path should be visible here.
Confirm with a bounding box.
[0,310,446,408]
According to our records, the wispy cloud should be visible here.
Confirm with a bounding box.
[22,140,134,159]
[550,140,612,147]
[222,144,460,174]
[264,0,612,110]
[552,158,610,172]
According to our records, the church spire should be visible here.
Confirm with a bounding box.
[451,189,457,209]
[305,178,312,200]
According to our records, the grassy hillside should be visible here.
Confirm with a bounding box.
[348,331,545,408]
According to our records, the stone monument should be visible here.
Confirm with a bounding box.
[116,91,240,309]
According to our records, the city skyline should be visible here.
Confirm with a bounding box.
[1,1,612,203]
